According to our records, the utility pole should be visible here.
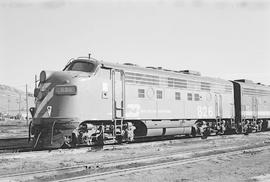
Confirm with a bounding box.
[7,95,10,116]
[26,84,29,125]
[35,75,37,88]
[18,94,21,117]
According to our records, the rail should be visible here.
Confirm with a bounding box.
[0,137,32,153]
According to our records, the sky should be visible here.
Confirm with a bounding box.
[0,0,270,92]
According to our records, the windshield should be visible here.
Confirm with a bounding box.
[65,61,97,73]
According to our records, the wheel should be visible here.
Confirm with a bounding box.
[235,125,242,134]
[191,126,197,137]
[116,135,123,144]
[200,127,210,139]
[69,133,78,147]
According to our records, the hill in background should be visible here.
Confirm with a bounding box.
[0,84,35,118]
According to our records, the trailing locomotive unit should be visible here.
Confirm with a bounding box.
[232,80,270,133]
[29,55,267,149]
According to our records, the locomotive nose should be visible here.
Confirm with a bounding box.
[33,70,87,119]
[34,71,72,101]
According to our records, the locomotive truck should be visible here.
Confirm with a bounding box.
[29,56,270,149]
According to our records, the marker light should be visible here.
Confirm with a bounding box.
[34,88,40,97]
[54,85,77,95]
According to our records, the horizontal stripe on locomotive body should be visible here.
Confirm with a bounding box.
[100,62,234,94]
[34,88,55,118]
[242,87,270,95]
[125,81,233,94]
[124,71,233,94]
[241,111,270,117]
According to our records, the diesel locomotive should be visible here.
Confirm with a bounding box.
[29,55,270,149]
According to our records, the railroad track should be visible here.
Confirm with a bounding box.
[0,130,266,154]
[60,146,270,182]
[0,132,225,153]
[1,141,269,182]
[0,137,32,153]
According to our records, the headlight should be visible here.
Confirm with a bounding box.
[40,71,46,83]
[54,85,77,95]
[40,70,53,83]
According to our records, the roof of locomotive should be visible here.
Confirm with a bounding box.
[103,62,232,86]
[233,79,270,91]
[68,57,232,86]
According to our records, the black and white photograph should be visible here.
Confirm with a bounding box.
[0,0,270,181]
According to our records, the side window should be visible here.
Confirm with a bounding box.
[187,93,192,101]
[175,92,181,100]
[138,89,145,98]
[157,90,163,99]
[194,93,200,101]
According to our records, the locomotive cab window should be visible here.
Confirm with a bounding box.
[65,61,98,73]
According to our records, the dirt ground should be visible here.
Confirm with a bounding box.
[0,132,270,181]
[104,143,270,182]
